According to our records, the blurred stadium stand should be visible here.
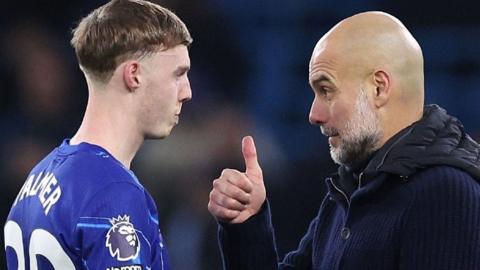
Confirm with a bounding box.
[1,0,479,268]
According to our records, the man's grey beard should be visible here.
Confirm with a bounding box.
[322,88,383,166]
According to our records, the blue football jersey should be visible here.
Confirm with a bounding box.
[4,140,169,270]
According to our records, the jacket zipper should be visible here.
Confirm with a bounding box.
[329,178,350,206]
[358,172,364,189]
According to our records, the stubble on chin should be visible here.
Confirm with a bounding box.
[328,89,383,166]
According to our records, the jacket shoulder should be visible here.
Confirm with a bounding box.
[405,165,480,210]
[412,165,479,189]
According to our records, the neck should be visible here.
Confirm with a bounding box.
[347,149,377,175]
[70,92,143,169]
[379,105,423,148]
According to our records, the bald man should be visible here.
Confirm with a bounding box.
[208,11,480,270]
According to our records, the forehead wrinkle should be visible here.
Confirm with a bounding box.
[309,59,338,85]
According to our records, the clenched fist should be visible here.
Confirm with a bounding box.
[208,136,266,224]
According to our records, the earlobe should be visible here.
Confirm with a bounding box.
[372,70,391,108]
[123,61,141,92]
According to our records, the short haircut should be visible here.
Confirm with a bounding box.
[71,0,192,83]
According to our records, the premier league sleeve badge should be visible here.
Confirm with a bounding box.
[106,215,141,261]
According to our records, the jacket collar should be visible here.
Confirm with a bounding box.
[363,104,480,180]
[327,104,480,202]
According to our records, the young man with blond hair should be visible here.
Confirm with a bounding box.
[4,0,192,269]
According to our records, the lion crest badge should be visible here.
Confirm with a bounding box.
[106,215,140,261]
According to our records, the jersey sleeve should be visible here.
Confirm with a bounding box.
[73,181,164,270]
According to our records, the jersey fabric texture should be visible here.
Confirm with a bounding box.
[217,104,480,270]
[5,140,169,270]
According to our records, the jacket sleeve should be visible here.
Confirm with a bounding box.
[399,166,480,270]
[218,200,316,270]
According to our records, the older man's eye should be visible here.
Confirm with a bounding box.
[321,87,336,102]
[319,87,331,96]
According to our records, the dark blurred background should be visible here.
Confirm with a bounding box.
[1,0,479,269]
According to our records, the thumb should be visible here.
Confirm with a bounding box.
[242,136,262,179]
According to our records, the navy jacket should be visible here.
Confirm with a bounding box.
[218,105,480,270]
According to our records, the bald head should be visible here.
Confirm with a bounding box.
[311,11,424,107]
[308,12,426,160]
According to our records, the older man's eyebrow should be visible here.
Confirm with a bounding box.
[310,74,334,86]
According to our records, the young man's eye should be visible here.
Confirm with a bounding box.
[175,68,189,77]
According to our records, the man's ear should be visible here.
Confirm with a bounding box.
[122,61,141,92]
[372,70,391,108]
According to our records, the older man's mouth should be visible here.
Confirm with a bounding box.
[321,128,339,138]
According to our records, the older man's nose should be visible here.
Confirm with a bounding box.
[309,98,329,125]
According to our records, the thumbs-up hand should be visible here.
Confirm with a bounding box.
[208,136,266,224]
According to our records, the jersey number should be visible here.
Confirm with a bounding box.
[4,220,75,270]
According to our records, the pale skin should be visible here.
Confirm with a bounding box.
[71,45,192,169]
[208,11,425,223]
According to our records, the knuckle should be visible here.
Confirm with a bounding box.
[221,168,232,176]
[224,209,236,218]
[210,191,221,203]
[231,169,242,177]
[223,185,232,194]
[240,173,252,183]
[218,195,226,206]
[218,208,229,218]
[232,189,242,198]
[224,198,234,207]
[223,169,241,180]
[229,199,239,208]
[239,175,253,191]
